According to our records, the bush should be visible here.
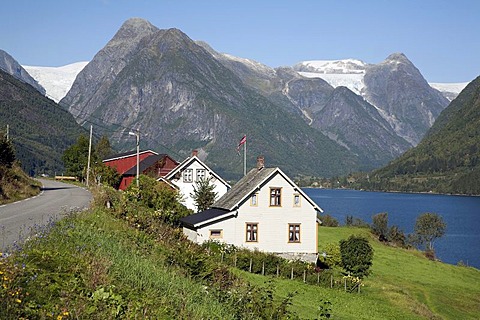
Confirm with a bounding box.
[345,215,370,228]
[320,242,342,268]
[319,214,339,227]
[123,175,191,226]
[371,212,388,241]
[387,225,406,247]
[339,235,374,279]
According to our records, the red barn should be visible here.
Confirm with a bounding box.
[103,150,178,190]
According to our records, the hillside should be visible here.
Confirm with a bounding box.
[0,69,87,176]
[0,164,41,204]
[356,76,480,195]
[1,186,478,319]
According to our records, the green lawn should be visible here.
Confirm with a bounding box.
[240,226,480,319]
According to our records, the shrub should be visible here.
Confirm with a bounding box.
[339,235,374,279]
[371,212,388,241]
[320,242,342,268]
[319,214,339,227]
[387,225,406,247]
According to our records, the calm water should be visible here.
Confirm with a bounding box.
[303,188,480,269]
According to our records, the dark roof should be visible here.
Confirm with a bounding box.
[103,149,158,162]
[214,167,276,210]
[179,208,233,228]
[123,154,169,175]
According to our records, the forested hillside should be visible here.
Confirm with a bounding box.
[0,69,87,176]
[353,76,480,195]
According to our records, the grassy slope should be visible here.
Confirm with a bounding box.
[0,164,41,204]
[244,227,480,319]
[306,227,480,319]
[3,207,479,319]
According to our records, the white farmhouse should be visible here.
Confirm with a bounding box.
[180,156,323,262]
[164,150,231,211]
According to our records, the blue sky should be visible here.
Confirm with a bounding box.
[1,0,478,82]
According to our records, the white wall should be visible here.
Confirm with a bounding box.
[171,159,229,211]
[194,172,318,255]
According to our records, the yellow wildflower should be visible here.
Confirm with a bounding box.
[15,298,21,303]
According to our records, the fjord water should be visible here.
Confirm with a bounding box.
[304,188,480,269]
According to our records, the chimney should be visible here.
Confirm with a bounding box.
[191,149,198,157]
[256,155,265,170]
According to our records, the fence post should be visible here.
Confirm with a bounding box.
[262,262,265,276]
[277,265,279,277]
[249,258,253,273]
[303,270,306,283]
[358,282,361,294]
[291,267,294,280]
[317,273,320,284]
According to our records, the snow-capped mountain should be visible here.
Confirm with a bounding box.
[429,82,469,101]
[23,62,88,103]
[294,58,466,101]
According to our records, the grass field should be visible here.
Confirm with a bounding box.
[241,226,480,319]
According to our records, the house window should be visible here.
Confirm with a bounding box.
[246,223,258,242]
[209,229,223,239]
[270,188,281,206]
[183,169,193,182]
[288,224,301,243]
[250,193,258,206]
[293,193,301,207]
[196,169,205,181]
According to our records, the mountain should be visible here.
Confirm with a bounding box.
[294,54,450,146]
[429,82,469,102]
[212,52,411,167]
[23,62,88,102]
[359,76,480,195]
[0,49,46,95]
[61,18,358,179]
[0,69,87,176]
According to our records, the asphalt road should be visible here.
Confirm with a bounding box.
[0,178,91,252]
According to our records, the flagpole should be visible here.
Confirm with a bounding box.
[244,136,247,176]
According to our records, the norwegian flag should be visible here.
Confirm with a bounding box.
[236,135,246,153]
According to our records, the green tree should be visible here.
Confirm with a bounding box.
[93,163,121,189]
[62,134,89,180]
[0,134,15,168]
[191,177,218,212]
[339,235,374,278]
[371,212,388,241]
[125,175,190,226]
[413,212,446,254]
[62,135,116,183]
[95,135,113,161]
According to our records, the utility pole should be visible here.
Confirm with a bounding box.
[86,125,93,187]
[244,136,247,176]
[129,129,140,188]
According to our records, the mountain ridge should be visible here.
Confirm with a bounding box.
[61,18,358,179]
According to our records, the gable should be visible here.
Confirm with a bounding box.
[166,156,230,188]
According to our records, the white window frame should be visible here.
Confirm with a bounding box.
[183,169,193,183]
[196,169,206,181]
